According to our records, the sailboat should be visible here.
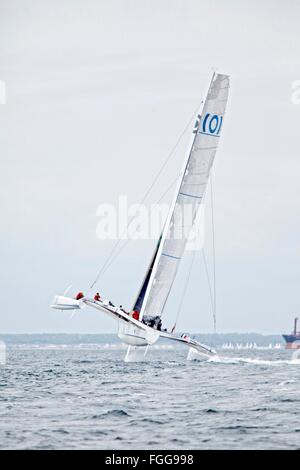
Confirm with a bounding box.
[51,72,230,361]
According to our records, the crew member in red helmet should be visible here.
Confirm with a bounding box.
[75,292,84,300]
[131,310,140,321]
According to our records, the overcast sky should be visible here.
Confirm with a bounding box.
[0,0,300,334]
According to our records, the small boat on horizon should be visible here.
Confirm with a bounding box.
[282,317,300,349]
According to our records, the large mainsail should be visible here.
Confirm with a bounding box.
[137,73,230,319]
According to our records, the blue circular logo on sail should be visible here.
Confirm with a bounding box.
[201,113,223,136]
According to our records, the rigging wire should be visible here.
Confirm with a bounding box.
[210,175,217,332]
[201,249,216,332]
[89,102,202,290]
[171,249,197,333]
[170,246,216,334]
[96,173,181,280]
[170,177,217,334]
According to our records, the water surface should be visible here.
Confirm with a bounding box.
[0,345,299,449]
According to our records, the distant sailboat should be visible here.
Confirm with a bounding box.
[51,72,230,361]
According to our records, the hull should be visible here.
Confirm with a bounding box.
[117,323,160,346]
[50,295,216,359]
[85,297,216,356]
[50,295,82,310]
[282,334,300,349]
[118,333,149,346]
[187,347,212,361]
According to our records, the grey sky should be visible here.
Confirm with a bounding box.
[0,0,300,334]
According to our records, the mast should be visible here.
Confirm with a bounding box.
[132,236,161,312]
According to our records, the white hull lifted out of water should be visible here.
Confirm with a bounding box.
[51,72,230,362]
[51,295,216,361]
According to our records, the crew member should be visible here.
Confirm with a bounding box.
[131,310,140,321]
[75,292,84,300]
[94,292,101,301]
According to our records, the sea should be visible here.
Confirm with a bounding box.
[0,334,299,450]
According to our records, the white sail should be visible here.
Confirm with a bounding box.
[139,73,230,319]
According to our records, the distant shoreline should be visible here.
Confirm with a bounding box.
[0,332,284,347]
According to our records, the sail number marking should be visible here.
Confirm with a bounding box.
[194,113,223,137]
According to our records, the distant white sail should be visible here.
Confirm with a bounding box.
[138,73,230,319]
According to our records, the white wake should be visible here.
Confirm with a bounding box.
[207,355,300,366]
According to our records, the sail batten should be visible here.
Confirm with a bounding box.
[136,73,230,319]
